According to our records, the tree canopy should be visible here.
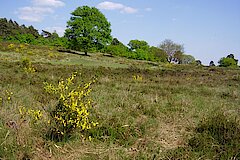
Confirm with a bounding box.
[158,39,184,63]
[128,40,149,51]
[218,54,238,67]
[179,54,195,64]
[209,61,215,66]
[0,18,39,38]
[149,46,168,62]
[65,6,112,55]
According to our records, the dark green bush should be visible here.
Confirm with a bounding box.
[219,57,238,67]
[105,44,129,56]
[165,112,240,159]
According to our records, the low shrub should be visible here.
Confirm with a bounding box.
[20,57,36,73]
[165,111,240,159]
[44,72,98,141]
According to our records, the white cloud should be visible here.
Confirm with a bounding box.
[121,7,138,14]
[17,6,54,22]
[97,1,124,10]
[16,0,65,22]
[97,1,138,14]
[45,26,66,36]
[32,0,65,8]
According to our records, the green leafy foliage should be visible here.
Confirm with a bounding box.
[126,40,159,61]
[14,34,36,44]
[134,49,155,61]
[179,54,195,64]
[218,54,238,67]
[0,18,39,39]
[105,44,129,56]
[128,40,149,51]
[105,41,168,62]
[148,46,167,62]
[104,38,129,56]
[0,18,67,48]
[65,6,112,55]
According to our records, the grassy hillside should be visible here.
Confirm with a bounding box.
[0,43,239,159]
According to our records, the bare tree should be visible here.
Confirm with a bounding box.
[158,39,184,63]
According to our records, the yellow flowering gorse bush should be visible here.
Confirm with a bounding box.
[19,106,43,123]
[7,43,15,49]
[44,72,98,136]
[20,57,36,73]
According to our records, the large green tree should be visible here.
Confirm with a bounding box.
[65,6,112,55]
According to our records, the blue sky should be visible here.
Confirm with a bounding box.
[0,0,240,64]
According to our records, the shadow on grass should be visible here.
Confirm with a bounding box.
[57,49,90,57]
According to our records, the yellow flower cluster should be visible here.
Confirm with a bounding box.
[20,57,36,73]
[5,90,13,101]
[19,44,26,50]
[0,90,13,106]
[7,43,27,53]
[7,43,15,49]
[23,66,36,73]
[133,75,143,81]
[19,106,43,122]
[44,72,98,135]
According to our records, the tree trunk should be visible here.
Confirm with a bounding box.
[167,56,172,63]
[84,51,88,56]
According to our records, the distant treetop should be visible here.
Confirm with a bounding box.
[0,18,39,38]
[64,6,112,55]
[218,54,238,67]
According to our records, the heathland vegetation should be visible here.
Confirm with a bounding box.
[0,5,239,159]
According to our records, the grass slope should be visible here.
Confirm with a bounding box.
[0,44,239,159]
